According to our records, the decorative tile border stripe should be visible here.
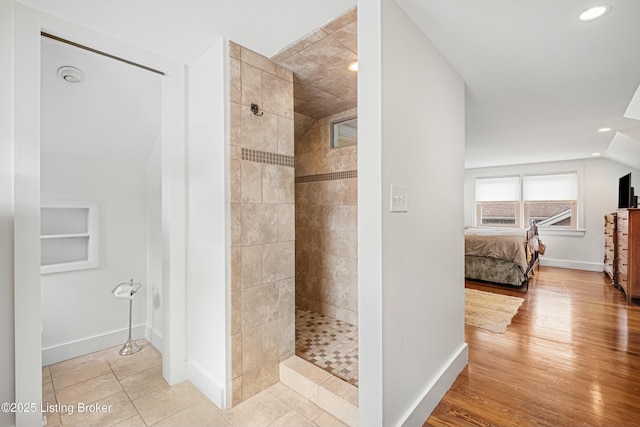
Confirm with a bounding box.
[241,148,294,168]
[295,170,357,183]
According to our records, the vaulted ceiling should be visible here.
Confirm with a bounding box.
[27,0,640,170]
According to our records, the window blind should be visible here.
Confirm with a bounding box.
[476,176,520,201]
[523,173,577,201]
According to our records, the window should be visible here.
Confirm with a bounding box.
[523,173,577,228]
[475,176,521,226]
[331,117,357,148]
[475,172,578,229]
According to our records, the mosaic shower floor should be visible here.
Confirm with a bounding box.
[295,307,359,387]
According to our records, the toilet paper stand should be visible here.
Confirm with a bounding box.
[112,279,142,356]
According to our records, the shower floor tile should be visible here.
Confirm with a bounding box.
[295,308,359,387]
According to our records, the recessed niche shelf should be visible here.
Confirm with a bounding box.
[41,200,99,274]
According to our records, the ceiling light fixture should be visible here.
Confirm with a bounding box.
[348,61,358,72]
[592,152,601,156]
[598,127,612,132]
[579,5,611,21]
[57,66,85,84]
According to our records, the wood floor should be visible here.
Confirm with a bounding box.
[425,266,640,427]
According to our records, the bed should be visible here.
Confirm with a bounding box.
[464,220,541,289]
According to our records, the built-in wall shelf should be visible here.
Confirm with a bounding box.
[41,200,99,274]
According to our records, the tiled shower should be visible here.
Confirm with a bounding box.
[228,6,359,407]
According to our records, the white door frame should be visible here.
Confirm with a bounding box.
[13,5,187,425]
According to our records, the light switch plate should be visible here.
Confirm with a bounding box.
[390,185,409,212]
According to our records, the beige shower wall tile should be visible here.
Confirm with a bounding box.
[277,116,294,156]
[231,246,242,293]
[241,46,277,75]
[270,47,297,64]
[229,57,242,103]
[241,203,277,245]
[262,314,294,361]
[242,282,279,331]
[277,277,295,320]
[321,229,350,257]
[321,6,357,34]
[242,244,263,288]
[262,72,293,119]
[322,255,357,284]
[230,102,242,147]
[232,376,243,407]
[321,179,352,205]
[231,290,242,335]
[231,333,242,379]
[295,125,323,156]
[332,21,358,53]
[300,36,350,72]
[296,182,322,206]
[327,153,357,174]
[295,250,309,277]
[297,227,321,253]
[349,231,358,258]
[242,327,263,375]
[241,160,262,203]
[277,204,295,241]
[230,145,242,161]
[242,359,280,401]
[275,64,293,83]
[230,159,241,203]
[320,279,349,310]
[288,28,328,52]
[330,205,357,232]
[262,165,294,204]
[230,203,242,246]
[229,41,241,59]
[262,241,294,283]
[241,62,262,107]
[240,108,278,153]
[349,275,358,312]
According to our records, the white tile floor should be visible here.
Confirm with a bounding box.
[43,340,349,427]
[295,308,359,387]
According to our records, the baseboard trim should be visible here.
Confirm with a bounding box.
[540,258,603,272]
[145,325,163,354]
[187,359,226,410]
[42,324,146,366]
[398,343,469,427]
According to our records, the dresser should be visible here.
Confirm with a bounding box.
[616,209,640,304]
[603,212,616,284]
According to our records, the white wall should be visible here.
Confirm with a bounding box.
[0,1,15,426]
[146,134,163,351]
[359,1,468,426]
[465,158,640,271]
[186,39,229,409]
[41,152,148,364]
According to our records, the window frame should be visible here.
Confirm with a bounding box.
[473,168,584,235]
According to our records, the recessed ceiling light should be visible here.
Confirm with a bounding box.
[579,5,610,22]
[598,127,612,132]
[57,66,85,84]
[592,152,601,156]
[348,61,358,72]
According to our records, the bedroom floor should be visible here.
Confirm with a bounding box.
[425,266,640,427]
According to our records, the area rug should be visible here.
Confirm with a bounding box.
[465,288,524,333]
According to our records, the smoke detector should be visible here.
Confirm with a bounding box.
[57,66,85,84]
